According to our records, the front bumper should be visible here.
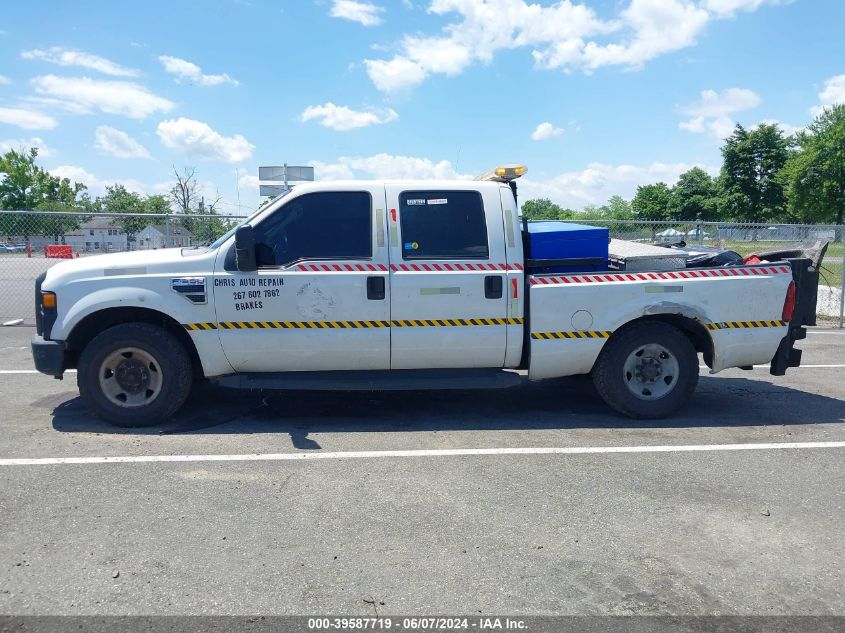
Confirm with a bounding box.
[31,335,66,377]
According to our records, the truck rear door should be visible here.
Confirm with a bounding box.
[385,185,510,369]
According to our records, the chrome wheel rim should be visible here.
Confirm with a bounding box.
[98,347,163,408]
[622,343,680,401]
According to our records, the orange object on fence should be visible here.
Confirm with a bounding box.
[44,245,73,259]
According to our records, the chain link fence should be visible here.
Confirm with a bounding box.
[2,211,843,326]
[0,210,244,324]
[557,219,844,327]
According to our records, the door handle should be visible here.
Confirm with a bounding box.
[367,276,385,300]
[484,275,503,299]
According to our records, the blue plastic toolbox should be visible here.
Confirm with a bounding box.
[524,222,609,273]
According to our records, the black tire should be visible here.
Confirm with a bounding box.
[592,321,698,419]
[77,322,192,427]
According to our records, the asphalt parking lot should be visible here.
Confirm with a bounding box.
[0,325,843,616]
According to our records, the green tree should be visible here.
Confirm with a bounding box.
[165,165,231,244]
[99,185,158,245]
[632,182,672,239]
[600,195,635,220]
[632,183,672,222]
[782,104,845,240]
[0,148,87,241]
[521,198,575,220]
[719,123,791,225]
[670,167,719,222]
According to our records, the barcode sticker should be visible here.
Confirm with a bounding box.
[427,198,448,205]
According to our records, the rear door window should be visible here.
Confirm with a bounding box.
[398,191,488,260]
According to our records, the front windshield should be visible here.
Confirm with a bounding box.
[208,190,292,249]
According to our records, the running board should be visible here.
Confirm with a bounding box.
[215,368,525,391]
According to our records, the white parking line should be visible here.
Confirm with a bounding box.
[698,364,845,369]
[0,369,77,374]
[2,441,844,467]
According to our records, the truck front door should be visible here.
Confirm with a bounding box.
[385,186,510,369]
[214,187,390,372]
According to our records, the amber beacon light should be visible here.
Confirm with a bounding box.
[475,164,528,183]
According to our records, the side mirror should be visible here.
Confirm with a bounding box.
[234,225,257,272]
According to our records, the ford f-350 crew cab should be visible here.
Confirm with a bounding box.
[31,165,822,426]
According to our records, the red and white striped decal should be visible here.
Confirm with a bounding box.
[293,263,389,272]
[388,262,524,272]
[291,262,526,272]
[528,265,791,286]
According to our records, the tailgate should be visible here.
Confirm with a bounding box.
[768,246,828,375]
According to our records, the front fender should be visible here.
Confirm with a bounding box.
[51,279,206,340]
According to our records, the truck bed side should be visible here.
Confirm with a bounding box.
[527,265,792,380]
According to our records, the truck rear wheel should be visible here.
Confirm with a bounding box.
[592,321,698,419]
[77,323,192,427]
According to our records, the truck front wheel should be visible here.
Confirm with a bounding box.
[592,321,699,419]
[77,323,192,427]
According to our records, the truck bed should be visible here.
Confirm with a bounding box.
[526,263,794,380]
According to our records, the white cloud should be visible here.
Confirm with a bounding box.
[330,0,385,26]
[21,48,138,77]
[679,87,761,139]
[238,174,260,191]
[308,154,715,210]
[157,55,239,87]
[364,56,427,93]
[520,161,717,209]
[0,75,10,84]
[156,117,254,163]
[94,126,151,159]
[51,165,101,188]
[31,75,174,119]
[811,74,845,117]
[0,137,54,157]
[21,96,92,115]
[0,106,57,130]
[682,87,761,117]
[364,0,786,93]
[701,0,787,18]
[531,122,564,141]
[51,165,147,196]
[309,153,471,181]
[300,102,398,131]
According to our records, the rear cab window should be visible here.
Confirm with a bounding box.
[399,191,488,260]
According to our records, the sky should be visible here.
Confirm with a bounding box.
[1,0,844,216]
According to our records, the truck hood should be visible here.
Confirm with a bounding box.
[42,248,218,288]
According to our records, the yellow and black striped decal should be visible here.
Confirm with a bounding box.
[183,322,218,331]
[218,320,390,329]
[391,317,523,327]
[185,318,785,336]
[531,330,612,340]
[531,320,786,341]
[184,317,524,331]
[707,320,786,330]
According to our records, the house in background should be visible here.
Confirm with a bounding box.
[136,224,194,249]
[64,218,128,253]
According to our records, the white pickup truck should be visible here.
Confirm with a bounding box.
[32,166,822,426]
